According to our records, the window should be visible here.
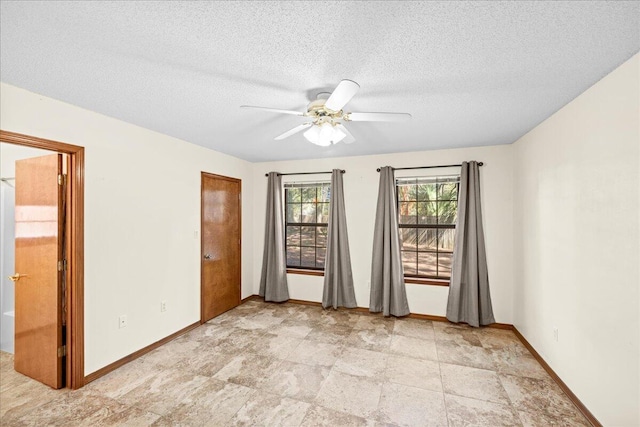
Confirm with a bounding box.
[396,176,459,282]
[285,182,330,271]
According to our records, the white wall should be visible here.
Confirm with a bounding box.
[0,143,51,353]
[0,83,255,375]
[253,144,515,323]
[513,54,639,426]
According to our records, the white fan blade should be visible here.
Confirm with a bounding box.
[336,124,355,144]
[325,80,360,112]
[241,105,304,116]
[347,112,412,122]
[274,123,312,140]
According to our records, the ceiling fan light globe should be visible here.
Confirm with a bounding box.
[303,118,350,146]
[314,138,332,147]
[332,127,346,143]
[319,122,334,141]
[303,126,320,143]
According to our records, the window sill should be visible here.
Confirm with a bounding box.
[404,277,450,286]
[287,268,325,277]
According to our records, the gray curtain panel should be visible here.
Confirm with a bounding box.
[259,172,290,302]
[446,161,495,327]
[370,166,410,317]
[322,169,357,309]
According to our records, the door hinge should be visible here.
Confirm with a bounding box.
[57,260,67,271]
[57,345,66,357]
[58,174,67,186]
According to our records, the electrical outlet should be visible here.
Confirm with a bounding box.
[194,230,199,239]
[119,315,127,329]
[367,280,371,291]
[553,327,559,342]
[161,301,167,312]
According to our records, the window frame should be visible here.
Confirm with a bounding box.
[284,181,330,274]
[395,175,460,286]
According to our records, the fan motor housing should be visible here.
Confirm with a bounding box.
[307,98,344,124]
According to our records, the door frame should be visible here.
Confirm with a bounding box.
[0,130,84,390]
[200,172,241,323]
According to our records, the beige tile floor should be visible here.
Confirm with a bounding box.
[1,300,591,426]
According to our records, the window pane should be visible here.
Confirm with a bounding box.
[317,226,327,247]
[418,202,437,224]
[417,183,436,201]
[286,226,300,246]
[418,229,437,251]
[438,229,455,251]
[302,187,316,203]
[301,247,316,267]
[287,203,301,223]
[286,188,301,203]
[438,253,452,277]
[438,201,457,225]
[438,182,458,201]
[285,183,330,272]
[317,203,330,223]
[398,184,416,201]
[301,203,316,223]
[287,246,300,266]
[402,251,417,275]
[398,202,417,224]
[399,228,417,251]
[301,226,315,246]
[316,247,326,268]
[396,175,459,279]
[418,252,437,277]
[318,185,331,203]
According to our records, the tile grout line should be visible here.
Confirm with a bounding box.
[225,384,259,425]
[434,327,452,427]
[494,366,526,426]
[379,338,392,425]
[477,332,524,424]
[437,331,529,425]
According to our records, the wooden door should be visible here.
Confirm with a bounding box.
[13,154,64,389]
[201,173,241,322]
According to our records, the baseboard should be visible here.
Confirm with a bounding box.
[243,294,599,426]
[511,327,601,427]
[251,295,511,329]
[83,321,200,385]
[405,312,512,330]
[241,294,261,304]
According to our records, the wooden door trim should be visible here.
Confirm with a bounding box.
[0,130,84,390]
[200,172,242,323]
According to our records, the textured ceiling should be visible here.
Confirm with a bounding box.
[1,1,638,162]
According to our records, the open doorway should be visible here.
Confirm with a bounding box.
[1,146,53,352]
[0,131,84,389]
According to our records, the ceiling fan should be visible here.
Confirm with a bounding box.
[241,80,411,146]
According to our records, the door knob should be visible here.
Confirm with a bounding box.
[8,273,27,282]
[204,254,212,260]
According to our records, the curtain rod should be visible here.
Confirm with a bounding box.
[265,170,345,177]
[376,162,483,172]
